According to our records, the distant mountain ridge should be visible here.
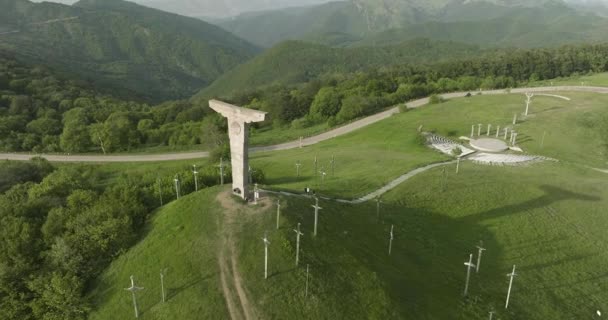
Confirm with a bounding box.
[217,0,608,48]
[132,0,332,18]
[0,0,259,102]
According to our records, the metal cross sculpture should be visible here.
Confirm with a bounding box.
[463,253,476,297]
[124,275,144,318]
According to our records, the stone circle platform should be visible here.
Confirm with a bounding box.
[469,138,509,153]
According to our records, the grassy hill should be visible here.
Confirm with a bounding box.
[0,0,259,102]
[195,39,481,98]
[89,89,608,319]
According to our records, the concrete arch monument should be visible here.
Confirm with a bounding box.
[209,100,267,200]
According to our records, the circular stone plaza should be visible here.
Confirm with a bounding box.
[469,138,509,153]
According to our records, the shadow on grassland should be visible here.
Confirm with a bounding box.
[253,196,501,319]
[284,185,598,319]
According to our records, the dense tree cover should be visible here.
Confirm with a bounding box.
[2,42,608,154]
[0,0,259,102]
[221,43,608,130]
[197,39,482,97]
[0,52,227,153]
[0,158,54,193]
[0,158,264,320]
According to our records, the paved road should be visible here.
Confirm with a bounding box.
[2,86,607,163]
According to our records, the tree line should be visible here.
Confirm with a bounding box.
[2,44,608,155]
[0,158,265,319]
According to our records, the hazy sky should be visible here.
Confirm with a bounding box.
[29,0,335,17]
[27,0,608,18]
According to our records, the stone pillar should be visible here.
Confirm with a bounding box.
[209,100,267,200]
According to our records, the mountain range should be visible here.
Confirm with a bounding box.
[0,0,259,102]
[217,0,608,47]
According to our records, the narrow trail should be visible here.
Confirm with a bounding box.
[264,160,457,204]
[2,85,607,163]
[216,191,262,320]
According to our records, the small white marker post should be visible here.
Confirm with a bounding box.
[541,131,547,148]
[157,177,163,206]
[296,161,302,177]
[262,232,270,279]
[276,200,281,230]
[487,124,491,136]
[463,253,476,297]
[293,223,303,266]
[299,136,303,148]
[124,275,144,318]
[217,157,225,185]
[254,183,259,205]
[319,169,327,188]
[496,126,501,138]
[312,197,323,237]
[305,264,310,298]
[477,124,482,136]
[376,197,382,220]
[174,175,180,199]
[509,130,515,145]
[471,125,475,138]
[388,224,394,255]
[525,93,534,116]
[456,157,461,174]
[192,165,199,191]
[505,265,517,309]
[160,269,167,303]
[441,167,448,192]
[512,132,518,146]
[314,156,318,176]
[476,241,486,273]
[513,114,517,125]
[503,128,509,140]
[330,155,335,176]
[489,311,495,320]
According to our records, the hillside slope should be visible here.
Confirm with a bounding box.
[195,39,481,98]
[0,0,259,102]
[88,186,405,319]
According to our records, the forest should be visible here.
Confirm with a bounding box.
[2,43,608,155]
[0,156,272,319]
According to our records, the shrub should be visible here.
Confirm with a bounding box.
[452,147,463,157]
[429,94,445,104]
[414,133,428,146]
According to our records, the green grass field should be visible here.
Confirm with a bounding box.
[88,189,229,320]
[533,72,608,87]
[89,162,608,319]
[88,90,608,319]
[252,91,608,200]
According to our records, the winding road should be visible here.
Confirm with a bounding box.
[2,85,607,163]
